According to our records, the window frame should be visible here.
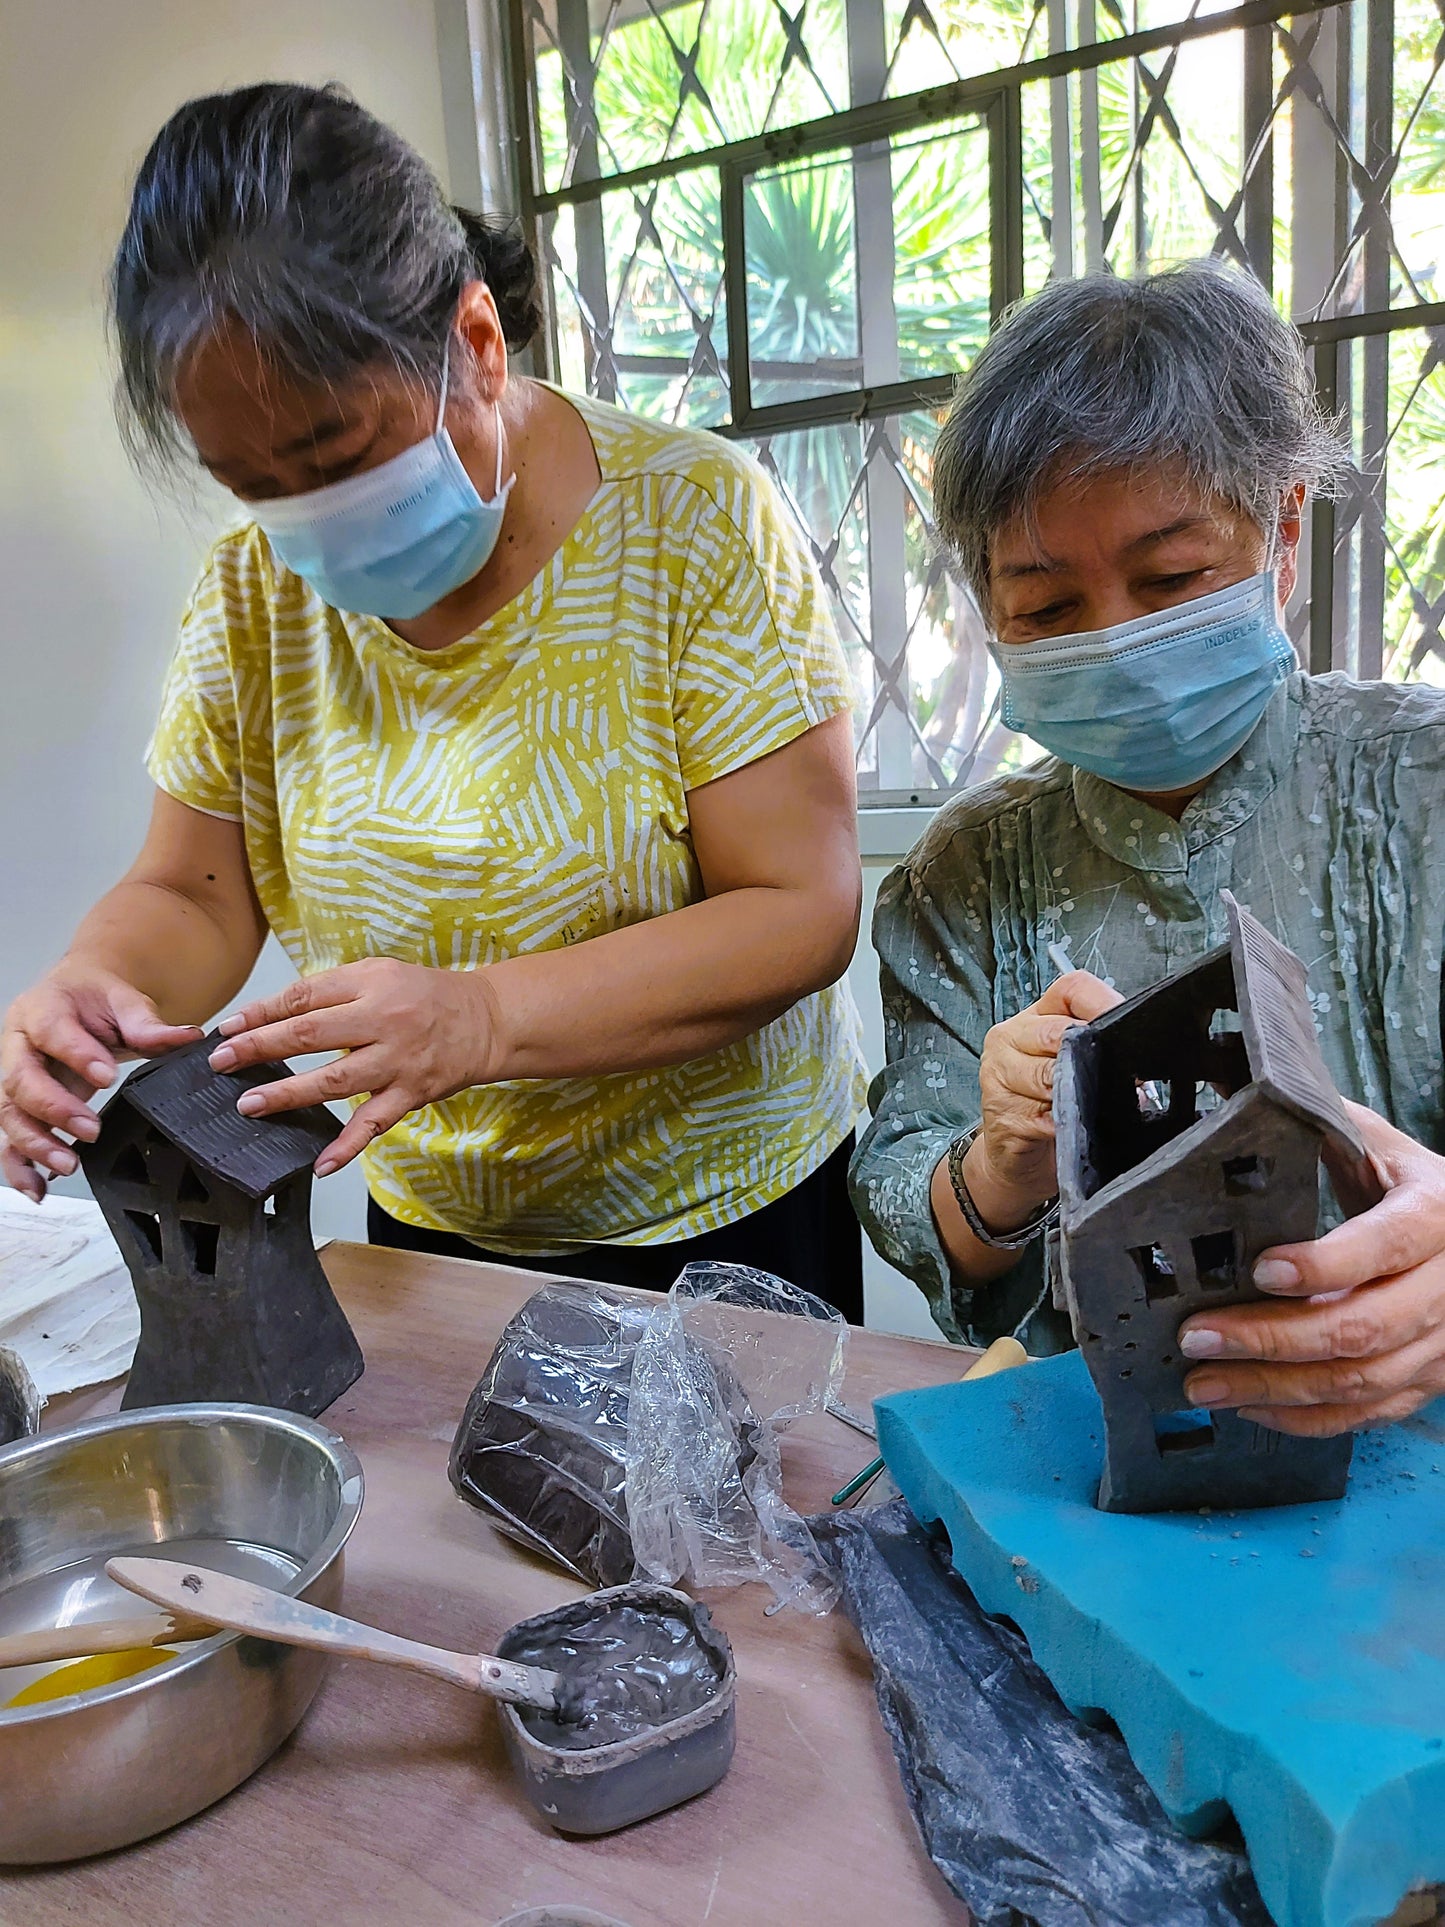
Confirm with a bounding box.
[500,0,1442,807]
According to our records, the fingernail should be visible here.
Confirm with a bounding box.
[1186,1375,1228,1407]
[48,1149,78,1176]
[314,1160,336,1178]
[1180,1328,1223,1359]
[209,1045,238,1071]
[236,1092,265,1116]
[69,1114,100,1142]
[1254,1259,1300,1292]
[218,1015,246,1037]
[87,1061,113,1086]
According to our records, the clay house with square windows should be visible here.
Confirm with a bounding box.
[80,1035,362,1416]
[1054,892,1381,1514]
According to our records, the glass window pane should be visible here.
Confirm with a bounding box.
[610,170,730,425]
[890,119,994,378]
[744,114,990,406]
[1382,0,1444,306]
[883,0,1047,93]
[1327,328,1445,684]
[745,152,860,406]
[747,410,1033,796]
[528,0,851,193]
[1023,35,1260,281]
[545,168,730,426]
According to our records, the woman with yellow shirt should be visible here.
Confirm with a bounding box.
[0,83,868,1317]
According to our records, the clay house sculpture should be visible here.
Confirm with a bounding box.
[1054,892,1383,1514]
[79,1034,363,1416]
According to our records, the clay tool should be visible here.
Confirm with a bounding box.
[831,1336,1029,1506]
[824,1394,877,1440]
[0,1610,213,1671]
[1049,939,1171,1117]
[107,1557,578,1717]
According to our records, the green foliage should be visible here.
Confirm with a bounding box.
[530,0,1445,770]
[1384,350,1445,678]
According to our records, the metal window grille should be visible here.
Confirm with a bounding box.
[503,0,1445,804]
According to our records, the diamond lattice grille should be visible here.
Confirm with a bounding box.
[518,0,1445,797]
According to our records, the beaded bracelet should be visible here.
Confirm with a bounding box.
[946,1124,1059,1252]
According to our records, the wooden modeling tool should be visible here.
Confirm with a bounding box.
[831,1335,1029,1505]
[0,1611,214,1671]
[0,1611,216,1710]
[107,1557,576,1717]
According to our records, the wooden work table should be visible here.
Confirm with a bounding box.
[3,1242,975,1927]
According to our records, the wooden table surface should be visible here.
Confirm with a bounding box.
[2,1242,977,1927]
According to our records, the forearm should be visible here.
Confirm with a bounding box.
[484,883,854,1080]
[65,878,263,1029]
[929,1140,1047,1288]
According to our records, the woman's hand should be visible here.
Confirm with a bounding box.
[0,968,201,1198]
[207,959,502,1175]
[1180,1102,1445,1435]
[929,968,1122,1281]
[968,969,1124,1223]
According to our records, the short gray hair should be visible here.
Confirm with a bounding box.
[931,261,1347,604]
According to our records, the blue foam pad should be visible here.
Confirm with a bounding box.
[875,1352,1445,1927]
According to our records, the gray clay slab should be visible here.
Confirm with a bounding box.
[118,1034,340,1200]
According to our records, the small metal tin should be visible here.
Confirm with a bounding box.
[495,1583,736,1836]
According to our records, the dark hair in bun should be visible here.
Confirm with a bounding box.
[112,79,541,463]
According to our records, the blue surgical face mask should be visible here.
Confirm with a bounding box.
[991,570,1295,793]
[251,338,514,620]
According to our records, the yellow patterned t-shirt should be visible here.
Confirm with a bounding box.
[145,389,867,1253]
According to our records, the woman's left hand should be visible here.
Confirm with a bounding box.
[207,960,502,1175]
[1179,1101,1445,1435]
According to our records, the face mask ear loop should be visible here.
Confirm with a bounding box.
[436,333,451,436]
[493,401,506,498]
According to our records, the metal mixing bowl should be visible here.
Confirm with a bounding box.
[0,1402,363,1862]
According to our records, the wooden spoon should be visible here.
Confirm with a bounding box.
[107,1556,574,1717]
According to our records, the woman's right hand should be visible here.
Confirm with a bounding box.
[968,968,1123,1225]
[0,967,201,1198]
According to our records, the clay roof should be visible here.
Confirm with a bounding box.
[110,1033,341,1200]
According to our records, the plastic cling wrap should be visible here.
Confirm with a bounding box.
[448,1282,648,1587]
[449,1266,847,1611]
[624,1263,848,1613]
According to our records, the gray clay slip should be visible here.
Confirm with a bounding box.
[505,1598,723,1749]
[495,1583,736,1835]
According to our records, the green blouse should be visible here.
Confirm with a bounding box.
[850,673,1445,1352]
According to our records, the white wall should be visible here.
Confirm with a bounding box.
[0,0,454,1244]
[0,0,942,1336]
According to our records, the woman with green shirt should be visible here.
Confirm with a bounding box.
[852,261,1445,1427]
[0,83,868,1317]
